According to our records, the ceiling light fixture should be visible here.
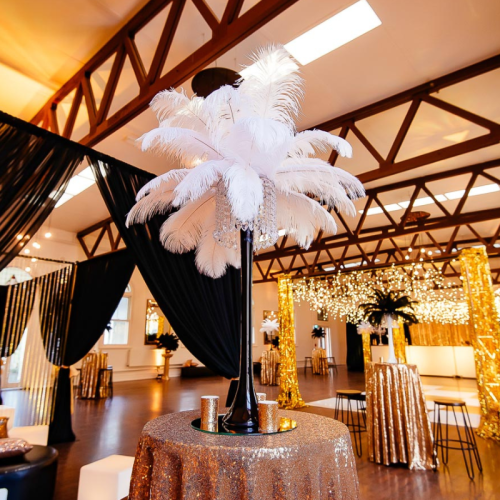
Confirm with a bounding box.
[284,0,382,65]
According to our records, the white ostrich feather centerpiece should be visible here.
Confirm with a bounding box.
[126,45,365,278]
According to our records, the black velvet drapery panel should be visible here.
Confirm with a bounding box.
[64,250,135,366]
[0,112,84,272]
[48,250,135,444]
[91,160,240,379]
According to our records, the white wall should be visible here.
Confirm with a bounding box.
[252,282,347,366]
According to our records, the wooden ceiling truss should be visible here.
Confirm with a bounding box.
[254,159,500,282]
[30,0,298,147]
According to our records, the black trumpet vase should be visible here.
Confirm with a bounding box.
[222,229,259,431]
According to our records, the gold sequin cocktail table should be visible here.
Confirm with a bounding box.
[366,362,435,470]
[129,409,360,500]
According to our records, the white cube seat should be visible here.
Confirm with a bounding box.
[0,488,7,500]
[77,455,135,500]
[9,425,49,446]
[0,406,16,431]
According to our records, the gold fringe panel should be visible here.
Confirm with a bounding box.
[460,247,500,442]
[392,323,407,363]
[277,275,306,409]
[410,322,473,346]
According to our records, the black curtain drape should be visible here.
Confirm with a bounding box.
[0,112,84,272]
[346,322,364,372]
[91,160,240,379]
[48,250,135,444]
[64,250,135,365]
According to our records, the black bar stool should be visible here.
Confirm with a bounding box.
[334,389,366,457]
[433,398,482,480]
[304,357,313,375]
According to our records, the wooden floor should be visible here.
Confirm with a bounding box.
[7,367,500,500]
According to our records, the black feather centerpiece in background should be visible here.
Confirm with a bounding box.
[311,325,325,339]
[156,332,180,352]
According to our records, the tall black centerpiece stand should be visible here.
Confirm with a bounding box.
[222,229,259,431]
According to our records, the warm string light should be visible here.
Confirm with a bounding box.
[293,262,468,325]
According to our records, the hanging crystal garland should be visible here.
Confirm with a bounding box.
[213,176,279,251]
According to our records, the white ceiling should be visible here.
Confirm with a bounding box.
[2,0,500,241]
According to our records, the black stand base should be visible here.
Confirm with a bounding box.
[223,229,259,432]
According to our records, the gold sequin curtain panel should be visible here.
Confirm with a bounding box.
[410,323,473,346]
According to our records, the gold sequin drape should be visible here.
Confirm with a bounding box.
[392,324,407,363]
[460,247,500,442]
[277,275,306,409]
[409,322,473,346]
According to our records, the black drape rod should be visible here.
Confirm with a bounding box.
[2,253,75,265]
[0,111,152,180]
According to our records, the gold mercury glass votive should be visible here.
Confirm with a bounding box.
[256,392,267,402]
[258,400,279,433]
[200,395,219,425]
[201,420,218,432]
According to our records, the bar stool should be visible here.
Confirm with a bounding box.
[304,357,313,375]
[334,389,366,457]
[433,398,482,480]
[326,356,338,374]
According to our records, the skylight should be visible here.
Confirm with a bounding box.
[284,0,382,65]
[55,166,96,208]
[359,183,499,216]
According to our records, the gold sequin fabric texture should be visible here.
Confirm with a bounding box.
[129,409,359,500]
[365,363,435,470]
[460,247,500,441]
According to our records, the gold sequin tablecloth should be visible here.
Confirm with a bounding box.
[260,349,280,385]
[312,348,328,375]
[365,363,435,470]
[129,410,360,500]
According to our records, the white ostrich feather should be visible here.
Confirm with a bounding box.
[195,214,239,278]
[126,188,176,226]
[140,127,221,166]
[172,160,227,206]
[260,318,279,333]
[136,169,189,201]
[275,170,357,217]
[238,45,303,128]
[159,191,215,253]
[276,192,337,248]
[128,44,365,279]
[288,129,352,158]
[150,88,190,122]
[223,163,263,223]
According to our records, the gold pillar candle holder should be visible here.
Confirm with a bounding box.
[200,396,219,424]
[256,393,267,401]
[201,421,218,432]
[258,401,279,433]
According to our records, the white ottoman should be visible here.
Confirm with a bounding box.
[9,425,49,446]
[0,406,15,431]
[0,488,7,500]
[77,455,134,500]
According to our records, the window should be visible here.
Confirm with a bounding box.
[103,285,131,345]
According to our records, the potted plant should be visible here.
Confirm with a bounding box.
[359,290,417,363]
[156,332,180,380]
